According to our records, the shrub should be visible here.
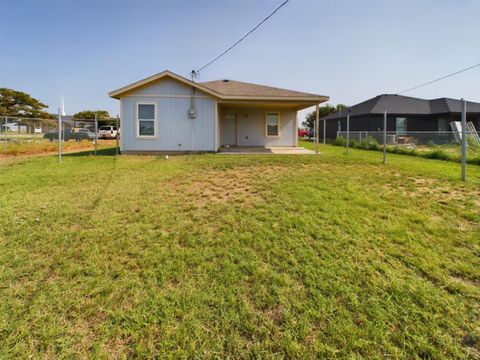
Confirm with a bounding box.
[466,135,480,152]
[349,139,358,148]
[424,149,450,161]
[333,136,346,146]
[358,136,380,150]
[388,146,418,156]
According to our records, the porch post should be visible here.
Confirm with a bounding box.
[461,99,467,181]
[315,104,319,154]
[323,117,326,144]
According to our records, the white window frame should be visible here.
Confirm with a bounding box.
[395,117,407,136]
[437,117,449,132]
[136,102,157,139]
[265,111,280,137]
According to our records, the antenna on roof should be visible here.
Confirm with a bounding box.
[190,70,199,82]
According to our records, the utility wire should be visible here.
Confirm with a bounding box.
[192,0,290,78]
[397,62,480,95]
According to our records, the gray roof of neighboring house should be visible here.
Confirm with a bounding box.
[323,94,480,120]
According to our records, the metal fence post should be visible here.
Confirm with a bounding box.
[383,111,387,164]
[315,104,319,154]
[3,116,7,155]
[58,108,62,162]
[461,98,467,181]
[323,118,326,144]
[94,113,98,156]
[346,109,350,155]
[115,115,119,156]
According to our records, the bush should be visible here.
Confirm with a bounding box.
[424,149,450,161]
[388,146,418,156]
[358,136,380,150]
[466,135,480,151]
[349,139,358,148]
[333,136,346,146]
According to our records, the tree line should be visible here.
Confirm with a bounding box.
[0,88,115,127]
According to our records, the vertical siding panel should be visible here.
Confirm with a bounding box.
[230,107,296,147]
[120,78,215,152]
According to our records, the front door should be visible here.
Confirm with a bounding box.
[223,112,237,146]
[237,114,260,146]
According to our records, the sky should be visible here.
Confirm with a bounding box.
[0,0,479,123]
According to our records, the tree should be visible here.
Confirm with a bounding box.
[73,110,111,120]
[73,110,115,127]
[302,104,348,131]
[0,88,55,133]
[0,88,52,118]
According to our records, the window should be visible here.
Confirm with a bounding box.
[137,103,156,137]
[266,112,280,136]
[396,117,407,135]
[438,117,449,132]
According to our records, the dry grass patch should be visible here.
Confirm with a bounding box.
[164,165,293,207]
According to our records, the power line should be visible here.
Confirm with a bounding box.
[397,62,480,95]
[192,0,290,78]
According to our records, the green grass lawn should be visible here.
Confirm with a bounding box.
[1,138,115,156]
[0,145,479,359]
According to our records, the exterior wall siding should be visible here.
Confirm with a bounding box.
[120,78,216,152]
[220,107,296,147]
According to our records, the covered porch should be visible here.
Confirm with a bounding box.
[218,146,315,154]
[217,99,323,149]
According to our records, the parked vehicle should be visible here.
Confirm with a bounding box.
[98,126,119,139]
[298,129,308,137]
[43,128,95,142]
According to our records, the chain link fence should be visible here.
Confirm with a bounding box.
[333,103,479,181]
[1,116,120,158]
[335,130,475,161]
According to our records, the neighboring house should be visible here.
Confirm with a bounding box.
[109,70,328,153]
[322,94,480,139]
[1,122,27,132]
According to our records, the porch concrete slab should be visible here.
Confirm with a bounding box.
[218,146,316,155]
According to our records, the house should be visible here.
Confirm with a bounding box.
[322,94,480,139]
[1,122,27,132]
[109,70,328,153]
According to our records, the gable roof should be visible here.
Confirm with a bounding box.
[323,94,480,120]
[200,79,327,100]
[109,70,328,102]
[108,70,222,99]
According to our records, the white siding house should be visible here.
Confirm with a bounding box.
[109,70,328,153]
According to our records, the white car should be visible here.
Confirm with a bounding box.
[98,126,119,139]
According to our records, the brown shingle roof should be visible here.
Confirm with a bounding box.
[109,70,329,102]
[201,79,325,98]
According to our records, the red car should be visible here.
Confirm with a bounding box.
[298,129,308,137]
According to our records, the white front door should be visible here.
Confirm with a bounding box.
[238,115,260,146]
[223,112,237,146]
